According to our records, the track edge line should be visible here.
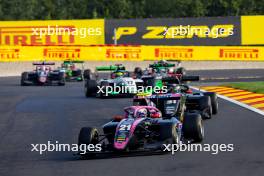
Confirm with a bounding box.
[192,87,264,117]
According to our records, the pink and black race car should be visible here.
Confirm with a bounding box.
[78,105,203,157]
[21,62,65,86]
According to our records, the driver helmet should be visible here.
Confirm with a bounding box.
[137,108,148,118]
[147,68,153,74]
[115,72,123,77]
[70,64,75,70]
[159,59,168,65]
[168,68,174,74]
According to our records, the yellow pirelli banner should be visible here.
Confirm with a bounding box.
[0,45,263,61]
[144,46,264,61]
[0,19,104,46]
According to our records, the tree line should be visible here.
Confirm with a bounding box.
[0,0,263,20]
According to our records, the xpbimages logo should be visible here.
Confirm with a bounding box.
[31,141,102,155]
[31,25,102,38]
[163,143,234,155]
[97,85,168,96]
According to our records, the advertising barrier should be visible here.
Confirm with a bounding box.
[0,16,263,47]
[0,16,263,62]
[241,16,264,45]
[105,17,241,46]
[0,45,263,62]
[0,19,104,46]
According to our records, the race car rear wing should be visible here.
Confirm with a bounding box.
[33,62,55,65]
[63,60,84,64]
[96,65,126,71]
[181,76,200,81]
[149,63,175,69]
[162,75,199,83]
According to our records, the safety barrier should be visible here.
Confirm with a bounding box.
[0,45,263,61]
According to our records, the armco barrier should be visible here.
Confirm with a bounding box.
[0,45,263,62]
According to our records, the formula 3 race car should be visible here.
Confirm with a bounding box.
[78,105,204,157]
[56,60,91,81]
[134,60,186,79]
[85,64,143,98]
[163,76,219,117]
[133,82,218,119]
[21,62,65,86]
[134,74,218,119]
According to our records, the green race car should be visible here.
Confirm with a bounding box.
[57,61,91,81]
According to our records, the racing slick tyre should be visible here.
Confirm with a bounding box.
[182,113,204,143]
[58,72,65,86]
[159,124,180,145]
[78,127,99,157]
[21,72,29,86]
[85,80,97,97]
[134,67,142,78]
[74,70,83,81]
[198,96,212,119]
[171,124,180,144]
[204,92,218,115]
[78,127,99,145]
[83,69,92,80]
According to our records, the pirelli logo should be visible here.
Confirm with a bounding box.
[106,48,141,59]
[155,48,193,59]
[219,48,259,59]
[43,48,80,59]
[0,26,75,46]
[0,49,20,59]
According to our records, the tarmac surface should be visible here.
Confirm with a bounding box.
[0,76,264,176]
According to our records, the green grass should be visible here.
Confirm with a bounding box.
[222,82,264,94]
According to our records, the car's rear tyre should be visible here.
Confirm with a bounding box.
[204,92,218,114]
[21,72,29,86]
[134,67,142,78]
[183,113,204,143]
[74,69,82,76]
[198,96,212,119]
[171,124,180,144]
[58,72,65,86]
[83,69,92,80]
[85,80,97,97]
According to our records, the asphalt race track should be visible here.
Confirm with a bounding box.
[189,69,264,82]
[0,76,264,176]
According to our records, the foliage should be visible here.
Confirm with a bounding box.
[0,0,262,20]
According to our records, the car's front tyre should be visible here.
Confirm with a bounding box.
[183,113,204,143]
